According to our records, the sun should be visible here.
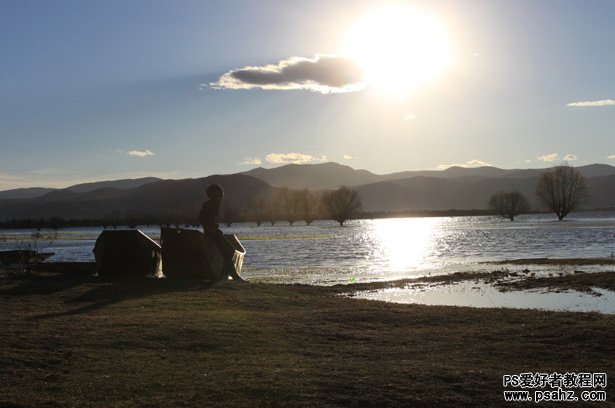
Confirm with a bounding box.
[343,6,453,95]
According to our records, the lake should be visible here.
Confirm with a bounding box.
[3,212,614,312]
[2,212,614,286]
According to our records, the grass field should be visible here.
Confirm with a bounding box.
[1,268,613,407]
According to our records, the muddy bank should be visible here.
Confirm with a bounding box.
[333,258,615,296]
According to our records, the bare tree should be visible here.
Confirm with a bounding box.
[267,190,283,226]
[267,187,307,226]
[296,189,321,225]
[220,199,239,227]
[322,186,362,226]
[536,164,588,220]
[488,191,529,221]
[248,196,269,227]
[281,187,300,226]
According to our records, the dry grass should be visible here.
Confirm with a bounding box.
[1,268,614,407]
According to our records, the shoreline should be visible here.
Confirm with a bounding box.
[328,258,615,315]
[2,209,615,230]
[10,256,615,312]
[332,259,615,292]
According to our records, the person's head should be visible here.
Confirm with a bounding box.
[206,183,224,200]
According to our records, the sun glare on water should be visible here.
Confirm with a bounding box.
[343,6,453,95]
[371,218,440,272]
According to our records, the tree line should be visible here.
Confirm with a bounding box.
[488,164,589,221]
[0,186,364,229]
[229,186,362,227]
[0,164,591,229]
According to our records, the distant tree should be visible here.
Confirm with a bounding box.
[220,199,239,227]
[488,191,529,221]
[277,187,300,226]
[266,203,278,226]
[248,196,269,227]
[296,189,321,225]
[535,164,589,220]
[267,189,286,225]
[322,186,362,226]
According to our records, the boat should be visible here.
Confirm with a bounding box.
[93,230,162,277]
[160,228,245,279]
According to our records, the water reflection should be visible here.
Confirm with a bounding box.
[2,213,615,285]
[369,218,440,272]
[351,282,615,314]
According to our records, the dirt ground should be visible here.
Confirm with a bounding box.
[1,266,613,407]
[342,258,615,295]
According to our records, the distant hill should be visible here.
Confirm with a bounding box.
[242,162,615,212]
[1,163,614,221]
[65,177,162,193]
[496,164,615,180]
[242,162,381,189]
[357,172,615,212]
[357,176,542,212]
[0,174,272,222]
[0,187,57,200]
[244,162,615,190]
[586,175,615,209]
[382,166,514,181]
[0,177,161,200]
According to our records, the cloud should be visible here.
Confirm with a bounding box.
[240,157,262,166]
[465,159,491,167]
[265,152,327,164]
[608,155,615,160]
[567,99,615,107]
[403,113,416,121]
[127,149,154,158]
[210,55,365,94]
[536,153,578,162]
[537,153,559,162]
[436,159,492,170]
[343,154,357,160]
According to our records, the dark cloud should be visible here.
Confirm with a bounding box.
[210,55,365,93]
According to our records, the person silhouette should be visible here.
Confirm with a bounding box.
[199,183,244,281]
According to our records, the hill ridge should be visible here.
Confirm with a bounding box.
[1,162,614,219]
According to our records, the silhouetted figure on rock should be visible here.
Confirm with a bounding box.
[199,183,244,281]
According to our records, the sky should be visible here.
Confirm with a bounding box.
[1,0,614,190]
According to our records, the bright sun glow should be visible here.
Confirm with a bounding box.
[343,6,453,95]
[372,218,439,272]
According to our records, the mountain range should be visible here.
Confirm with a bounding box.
[0,175,272,222]
[0,177,161,200]
[0,163,614,221]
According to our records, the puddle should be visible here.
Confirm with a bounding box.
[350,281,615,314]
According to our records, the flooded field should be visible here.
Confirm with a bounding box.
[2,213,614,282]
[2,213,614,312]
